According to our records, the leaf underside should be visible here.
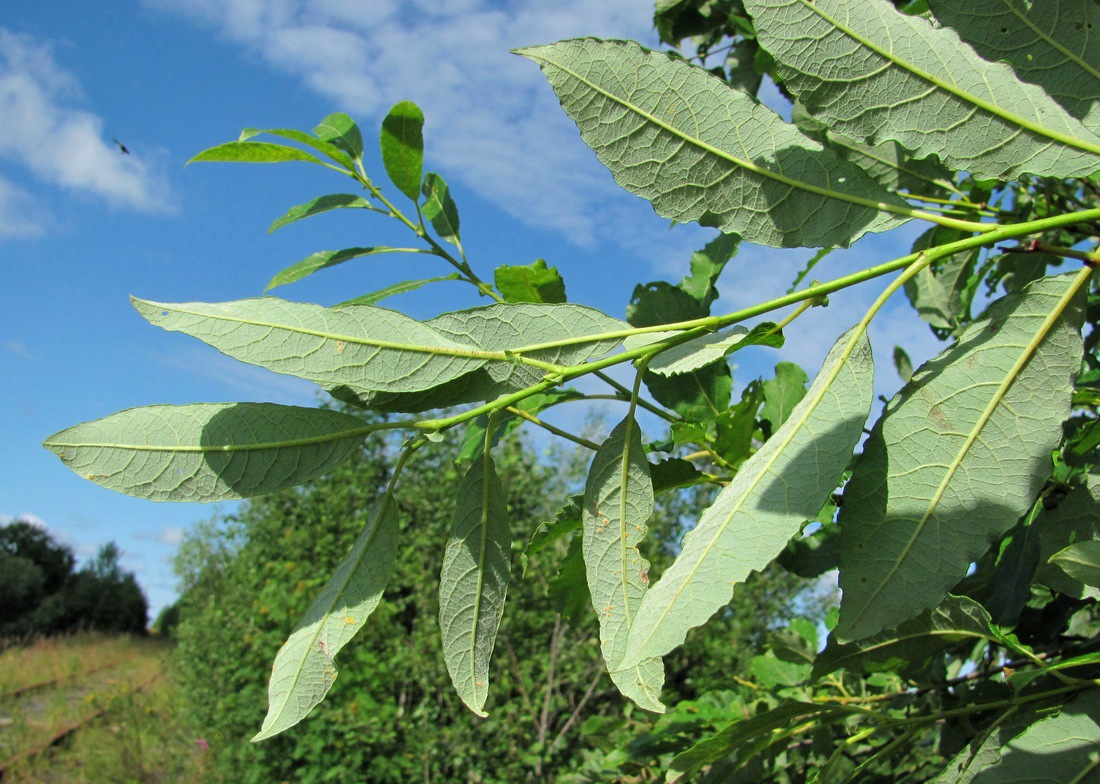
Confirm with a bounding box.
[439,453,512,717]
[43,403,365,502]
[253,496,400,741]
[132,297,486,394]
[621,326,874,668]
[837,273,1086,642]
[520,38,910,248]
[747,0,1100,179]
[583,416,666,713]
[429,302,626,389]
[928,0,1100,133]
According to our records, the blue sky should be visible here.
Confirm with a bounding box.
[0,1,940,621]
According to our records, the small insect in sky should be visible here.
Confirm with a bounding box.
[111,138,130,155]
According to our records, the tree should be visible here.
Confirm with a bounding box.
[45,1,1100,780]
[173,415,815,782]
[63,542,148,634]
[0,520,76,636]
[0,523,148,637]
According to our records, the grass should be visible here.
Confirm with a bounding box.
[0,633,211,783]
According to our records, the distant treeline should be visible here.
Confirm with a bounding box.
[0,520,148,639]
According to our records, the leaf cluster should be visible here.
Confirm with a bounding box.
[44,1,1100,780]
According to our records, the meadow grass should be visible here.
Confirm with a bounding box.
[0,633,210,783]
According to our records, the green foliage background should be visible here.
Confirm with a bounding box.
[173,416,812,782]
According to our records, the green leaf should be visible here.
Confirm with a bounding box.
[240,126,357,170]
[713,380,766,469]
[678,233,740,310]
[650,458,705,493]
[253,493,399,741]
[761,361,809,433]
[324,370,513,415]
[815,595,997,679]
[526,493,584,560]
[904,228,978,333]
[750,650,809,688]
[268,194,374,234]
[494,259,567,304]
[982,512,1043,626]
[627,281,733,417]
[930,706,1059,784]
[188,141,324,166]
[837,273,1087,641]
[778,522,841,578]
[893,345,914,383]
[770,617,819,665]
[1050,541,1100,589]
[335,274,462,307]
[132,297,487,394]
[621,326,874,668]
[428,303,626,390]
[421,172,460,244]
[314,112,364,162]
[965,690,1100,784]
[643,365,732,421]
[1036,475,1100,599]
[548,535,590,625]
[928,0,1100,132]
[455,388,582,463]
[439,453,511,717]
[746,0,1100,179]
[625,322,783,377]
[667,702,845,783]
[265,247,413,292]
[379,101,424,201]
[627,281,706,327]
[43,403,366,503]
[583,417,666,713]
[519,38,911,248]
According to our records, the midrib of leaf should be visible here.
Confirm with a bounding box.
[523,48,985,232]
[800,0,1100,156]
[46,423,390,453]
[845,264,1094,630]
[627,326,867,654]
[470,431,493,693]
[1000,0,1100,84]
[140,299,502,361]
[618,409,641,630]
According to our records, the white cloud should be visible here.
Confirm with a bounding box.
[146,343,321,404]
[5,338,32,357]
[0,177,49,238]
[0,29,174,223]
[159,525,185,546]
[143,1,660,244]
[1,512,49,530]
